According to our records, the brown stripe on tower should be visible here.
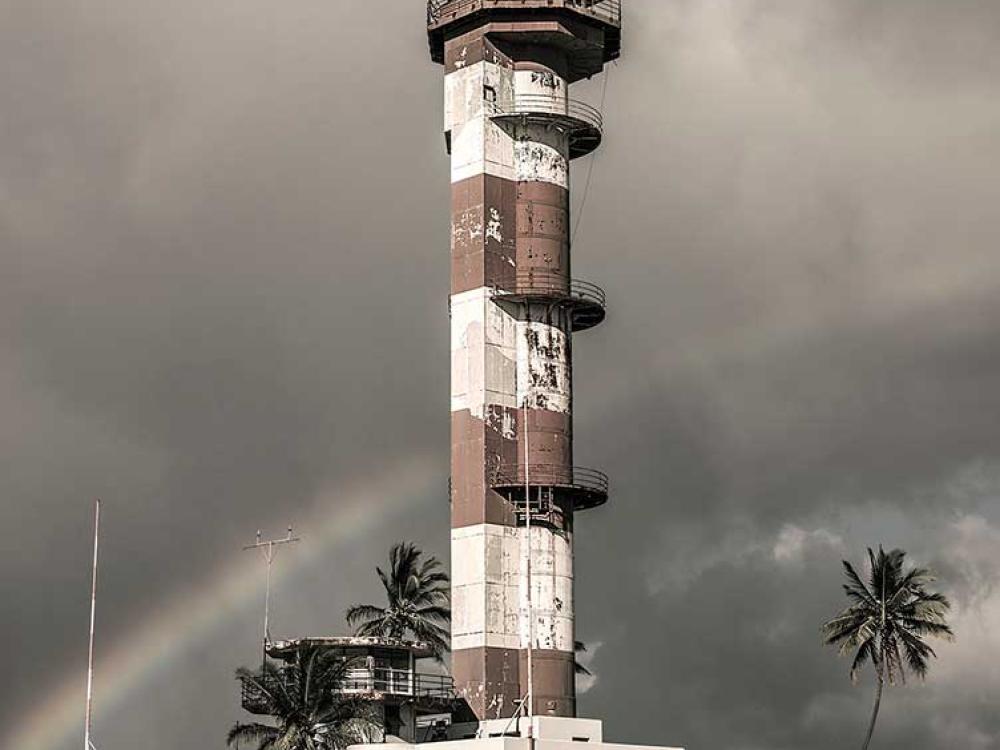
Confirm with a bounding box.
[517,181,570,281]
[451,175,517,295]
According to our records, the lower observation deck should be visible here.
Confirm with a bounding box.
[241,669,455,715]
[495,271,606,331]
[489,463,609,514]
[488,95,603,159]
[241,636,456,716]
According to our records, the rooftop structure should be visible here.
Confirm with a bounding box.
[240,637,455,742]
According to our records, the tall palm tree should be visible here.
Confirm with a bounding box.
[228,646,380,750]
[822,547,953,750]
[346,542,451,660]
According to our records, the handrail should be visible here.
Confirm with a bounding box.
[499,271,606,310]
[240,668,455,713]
[489,463,609,495]
[428,0,621,27]
[486,94,603,133]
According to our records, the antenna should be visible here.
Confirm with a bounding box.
[523,398,534,733]
[84,499,100,750]
[243,527,300,655]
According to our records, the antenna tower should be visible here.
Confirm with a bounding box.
[243,527,300,654]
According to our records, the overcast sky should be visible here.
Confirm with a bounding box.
[3,1,1000,749]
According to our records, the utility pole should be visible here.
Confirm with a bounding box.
[84,499,100,750]
[243,527,300,655]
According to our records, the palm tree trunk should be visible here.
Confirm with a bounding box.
[861,676,884,750]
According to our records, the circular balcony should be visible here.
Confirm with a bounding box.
[489,463,609,512]
[496,271,606,331]
[487,95,603,159]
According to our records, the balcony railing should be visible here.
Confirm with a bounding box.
[489,463,609,511]
[489,94,602,131]
[428,0,622,27]
[340,668,455,699]
[240,669,455,715]
[486,94,603,157]
[495,270,607,331]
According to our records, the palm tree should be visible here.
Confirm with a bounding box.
[346,542,451,660]
[822,547,953,750]
[228,646,380,750]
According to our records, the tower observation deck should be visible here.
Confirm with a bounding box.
[428,0,622,723]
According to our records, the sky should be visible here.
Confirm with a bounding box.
[2,1,999,749]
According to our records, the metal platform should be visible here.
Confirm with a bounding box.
[495,270,606,331]
[240,668,455,715]
[489,462,609,513]
[488,95,603,159]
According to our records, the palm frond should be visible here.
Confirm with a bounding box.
[825,546,952,688]
[227,722,280,746]
[346,604,386,629]
[349,541,453,658]
[849,638,874,683]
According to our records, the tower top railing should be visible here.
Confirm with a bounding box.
[428,0,622,28]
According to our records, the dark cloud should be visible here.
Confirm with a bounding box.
[2,1,999,749]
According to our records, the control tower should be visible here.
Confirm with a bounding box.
[427,0,621,723]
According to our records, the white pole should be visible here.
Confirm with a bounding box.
[263,542,273,646]
[524,395,534,731]
[84,499,100,750]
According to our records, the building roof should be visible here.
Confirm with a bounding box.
[265,635,435,660]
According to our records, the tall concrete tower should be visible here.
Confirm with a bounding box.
[427,0,621,723]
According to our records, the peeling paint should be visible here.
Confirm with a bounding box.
[486,207,503,243]
[452,523,574,654]
[516,306,572,415]
[515,138,569,188]
[451,288,518,419]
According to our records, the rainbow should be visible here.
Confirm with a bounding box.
[5,456,439,750]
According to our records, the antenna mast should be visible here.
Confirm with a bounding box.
[523,399,533,732]
[84,499,100,750]
[243,527,300,653]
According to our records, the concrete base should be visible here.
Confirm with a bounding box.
[349,717,683,750]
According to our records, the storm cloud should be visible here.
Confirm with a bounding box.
[2,1,999,749]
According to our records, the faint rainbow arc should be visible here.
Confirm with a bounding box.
[6,456,439,750]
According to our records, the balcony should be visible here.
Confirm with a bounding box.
[489,463,609,512]
[240,668,455,715]
[496,270,606,331]
[487,95,603,159]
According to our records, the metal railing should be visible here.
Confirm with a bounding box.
[428,0,622,27]
[502,270,606,310]
[340,668,454,699]
[486,94,603,134]
[240,669,454,714]
[489,463,609,495]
